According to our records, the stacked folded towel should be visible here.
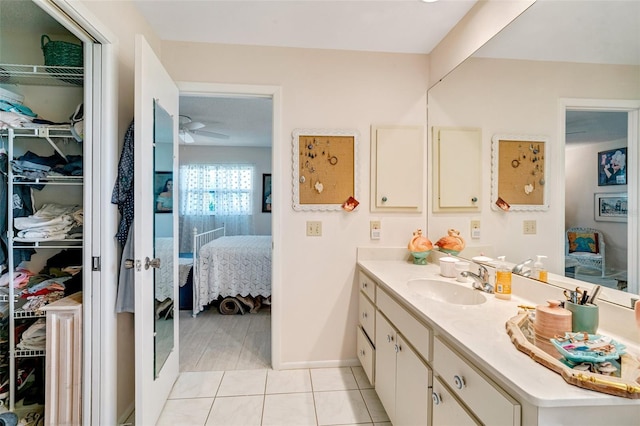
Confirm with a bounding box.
[14,203,83,242]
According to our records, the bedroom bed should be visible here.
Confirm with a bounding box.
[154,237,175,303]
[192,226,272,317]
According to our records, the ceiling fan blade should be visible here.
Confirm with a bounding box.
[193,129,230,139]
[179,129,195,143]
[183,121,205,131]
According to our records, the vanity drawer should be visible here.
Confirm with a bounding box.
[358,271,376,302]
[357,325,375,385]
[433,336,521,426]
[359,292,375,341]
[377,288,431,362]
[432,376,480,426]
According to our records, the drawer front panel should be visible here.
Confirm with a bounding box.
[377,288,431,362]
[359,292,375,341]
[432,376,480,426]
[434,336,520,426]
[358,271,376,301]
[356,326,375,386]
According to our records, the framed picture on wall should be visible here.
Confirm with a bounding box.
[598,148,627,186]
[594,192,627,222]
[262,174,272,213]
[155,171,173,213]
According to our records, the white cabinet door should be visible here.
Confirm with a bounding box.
[371,125,424,212]
[134,34,180,426]
[432,127,481,211]
[375,311,397,423]
[395,335,431,426]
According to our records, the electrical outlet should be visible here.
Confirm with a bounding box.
[306,221,322,236]
[470,220,481,239]
[523,220,537,235]
[370,220,381,240]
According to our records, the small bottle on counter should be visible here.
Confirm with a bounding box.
[495,255,512,300]
[533,255,548,283]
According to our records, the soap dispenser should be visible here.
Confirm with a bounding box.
[533,255,548,283]
[495,256,512,300]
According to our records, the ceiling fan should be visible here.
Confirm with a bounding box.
[178,115,230,143]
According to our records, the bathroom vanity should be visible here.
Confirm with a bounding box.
[356,248,640,425]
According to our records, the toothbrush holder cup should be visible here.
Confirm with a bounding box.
[564,301,599,334]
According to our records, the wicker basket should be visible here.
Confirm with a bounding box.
[41,34,83,68]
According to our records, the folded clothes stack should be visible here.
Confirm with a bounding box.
[16,319,45,351]
[11,151,83,181]
[14,203,83,242]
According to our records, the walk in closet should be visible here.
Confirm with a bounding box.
[1,1,86,423]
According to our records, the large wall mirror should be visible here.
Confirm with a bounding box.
[427,0,640,308]
[153,100,175,377]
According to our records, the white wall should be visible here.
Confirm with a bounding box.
[162,41,430,366]
[427,57,640,275]
[566,140,628,271]
[179,145,273,235]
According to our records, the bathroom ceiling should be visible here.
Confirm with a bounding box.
[132,0,478,55]
[135,1,637,147]
[139,0,478,146]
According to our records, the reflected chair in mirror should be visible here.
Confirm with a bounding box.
[565,227,605,277]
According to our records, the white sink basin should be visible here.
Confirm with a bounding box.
[407,279,487,305]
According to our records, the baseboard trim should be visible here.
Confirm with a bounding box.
[276,358,360,370]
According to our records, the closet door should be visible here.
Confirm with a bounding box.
[133,34,179,426]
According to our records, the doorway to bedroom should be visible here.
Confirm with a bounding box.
[176,90,275,372]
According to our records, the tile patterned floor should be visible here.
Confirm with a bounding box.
[157,367,391,426]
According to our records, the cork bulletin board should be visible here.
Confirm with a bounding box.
[491,134,549,212]
[292,128,359,211]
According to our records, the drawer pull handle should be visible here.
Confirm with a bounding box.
[395,344,401,353]
[431,392,442,406]
[359,349,366,357]
[362,312,367,319]
[453,375,466,390]
[362,282,368,288]
[387,334,393,343]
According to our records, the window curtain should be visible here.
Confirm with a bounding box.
[178,164,254,252]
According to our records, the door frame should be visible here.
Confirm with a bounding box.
[177,81,283,368]
[559,98,640,298]
[35,1,119,424]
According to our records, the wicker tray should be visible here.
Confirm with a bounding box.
[506,312,640,398]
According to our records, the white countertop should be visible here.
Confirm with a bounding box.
[357,257,640,408]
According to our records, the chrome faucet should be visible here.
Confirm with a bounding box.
[512,258,533,277]
[461,264,494,293]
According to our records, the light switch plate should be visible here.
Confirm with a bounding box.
[306,221,322,236]
[523,220,537,235]
[470,220,481,239]
[370,220,381,240]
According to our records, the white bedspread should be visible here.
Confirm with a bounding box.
[154,237,174,302]
[195,235,271,313]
